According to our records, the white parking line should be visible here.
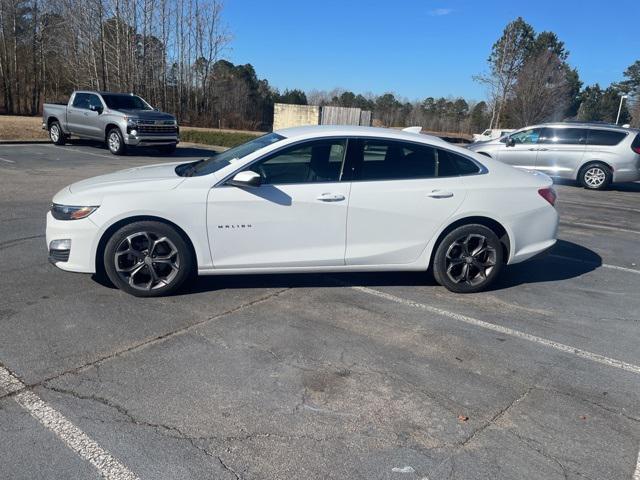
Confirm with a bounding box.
[0,365,138,480]
[549,254,640,275]
[57,146,114,159]
[634,451,640,480]
[0,156,15,163]
[350,285,640,375]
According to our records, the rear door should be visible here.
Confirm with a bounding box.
[498,128,542,169]
[535,127,587,177]
[66,93,103,138]
[66,93,89,135]
[344,138,467,265]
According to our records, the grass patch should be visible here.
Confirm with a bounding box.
[180,128,261,148]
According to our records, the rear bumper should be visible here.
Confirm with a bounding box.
[507,205,559,264]
[612,167,640,183]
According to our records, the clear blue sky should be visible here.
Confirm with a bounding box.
[223,0,640,102]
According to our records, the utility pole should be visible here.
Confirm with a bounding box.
[616,95,628,125]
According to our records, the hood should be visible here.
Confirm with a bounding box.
[55,162,186,204]
[112,109,176,122]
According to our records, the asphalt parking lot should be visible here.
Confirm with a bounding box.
[0,141,639,480]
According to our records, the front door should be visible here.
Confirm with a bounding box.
[498,128,543,170]
[344,138,467,265]
[208,138,350,269]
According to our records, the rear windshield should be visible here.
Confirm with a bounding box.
[102,94,152,111]
[586,129,627,146]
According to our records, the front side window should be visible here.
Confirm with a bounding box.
[540,128,587,144]
[86,94,103,111]
[587,129,627,146]
[249,139,346,184]
[509,128,542,144]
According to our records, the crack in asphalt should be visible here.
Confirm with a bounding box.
[0,288,291,402]
[0,234,45,250]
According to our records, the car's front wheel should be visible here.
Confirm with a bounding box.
[433,224,503,293]
[107,128,126,155]
[104,221,194,297]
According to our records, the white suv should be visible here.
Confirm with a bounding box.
[46,126,559,296]
[468,123,640,190]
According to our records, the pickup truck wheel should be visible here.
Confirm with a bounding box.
[107,128,126,155]
[49,122,66,145]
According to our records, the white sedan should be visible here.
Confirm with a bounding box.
[46,125,559,297]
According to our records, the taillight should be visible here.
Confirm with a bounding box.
[632,134,640,154]
[538,187,557,206]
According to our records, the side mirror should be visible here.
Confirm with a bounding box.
[89,105,103,114]
[506,137,516,147]
[227,170,262,188]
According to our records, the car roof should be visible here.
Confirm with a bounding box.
[519,122,638,133]
[274,125,448,145]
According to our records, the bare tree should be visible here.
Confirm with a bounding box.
[507,51,570,126]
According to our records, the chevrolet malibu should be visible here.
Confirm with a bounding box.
[46,125,559,297]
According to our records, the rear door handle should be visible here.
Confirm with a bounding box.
[426,190,454,199]
[317,193,345,202]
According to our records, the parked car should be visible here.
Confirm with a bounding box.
[468,122,640,190]
[472,128,515,142]
[42,91,179,155]
[46,125,558,297]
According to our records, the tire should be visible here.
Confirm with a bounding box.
[433,224,504,294]
[157,143,177,154]
[579,162,611,190]
[103,221,194,297]
[49,121,66,145]
[106,128,126,155]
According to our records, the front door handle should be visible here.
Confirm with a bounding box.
[317,193,345,202]
[427,190,454,199]
[537,148,548,151]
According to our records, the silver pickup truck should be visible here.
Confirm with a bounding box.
[42,91,179,155]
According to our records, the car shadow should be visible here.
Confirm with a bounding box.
[175,239,600,296]
[66,139,219,158]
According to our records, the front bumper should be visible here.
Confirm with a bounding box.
[46,212,99,273]
[124,134,179,147]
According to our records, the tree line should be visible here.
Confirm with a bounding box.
[0,2,638,132]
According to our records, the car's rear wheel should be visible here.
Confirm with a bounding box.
[579,162,611,190]
[49,121,66,145]
[104,221,194,297]
[107,128,126,155]
[433,224,503,293]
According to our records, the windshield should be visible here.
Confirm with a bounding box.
[184,132,285,177]
[102,94,153,111]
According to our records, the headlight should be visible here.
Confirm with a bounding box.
[126,118,139,127]
[51,204,99,220]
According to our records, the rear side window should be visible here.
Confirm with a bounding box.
[350,139,481,181]
[540,128,588,145]
[441,149,482,175]
[72,93,90,109]
[587,129,627,146]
